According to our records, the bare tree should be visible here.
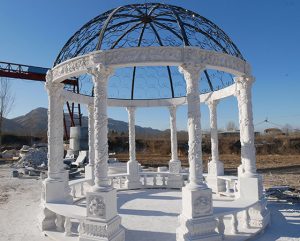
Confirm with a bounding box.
[282,123,293,136]
[226,121,238,131]
[0,77,15,147]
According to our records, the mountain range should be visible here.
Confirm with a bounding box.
[2,107,163,137]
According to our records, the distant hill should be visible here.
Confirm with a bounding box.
[2,107,163,137]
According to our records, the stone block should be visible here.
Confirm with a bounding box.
[206,176,226,193]
[167,174,183,189]
[181,186,213,219]
[86,189,117,221]
[79,216,125,241]
[238,175,263,201]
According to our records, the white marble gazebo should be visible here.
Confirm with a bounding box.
[40,3,270,241]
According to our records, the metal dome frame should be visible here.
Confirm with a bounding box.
[54,3,244,100]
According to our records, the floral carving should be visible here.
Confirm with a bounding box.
[194,195,212,216]
[88,196,106,218]
[50,46,251,83]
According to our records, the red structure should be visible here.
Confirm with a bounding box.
[0,61,82,140]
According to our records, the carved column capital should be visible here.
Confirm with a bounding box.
[45,69,53,82]
[168,105,176,117]
[234,75,255,94]
[179,63,205,81]
[126,106,136,115]
[206,99,219,111]
[87,64,114,83]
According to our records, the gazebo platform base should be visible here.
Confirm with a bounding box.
[44,189,270,241]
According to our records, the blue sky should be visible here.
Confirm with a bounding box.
[1,0,300,131]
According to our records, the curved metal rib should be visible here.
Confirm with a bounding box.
[131,23,147,99]
[96,6,124,50]
[149,22,175,98]
[111,22,143,49]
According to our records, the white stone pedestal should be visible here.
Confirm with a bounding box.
[79,189,125,241]
[125,160,142,189]
[207,161,225,193]
[206,176,226,194]
[176,186,221,241]
[40,171,72,231]
[168,160,183,189]
[238,175,263,201]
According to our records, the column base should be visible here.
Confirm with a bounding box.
[176,215,221,241]
[81,189,125,241]
[167,174,183,189]
[206,176,226,193]
[208,160,224,176]
[125,160,142,189]
[42,171,73,204]
[177,186,220,241]
[238,175,263,201]
[79,216,125,241]
[169,160,182,173]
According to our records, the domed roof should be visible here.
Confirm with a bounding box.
[55,3,244,99]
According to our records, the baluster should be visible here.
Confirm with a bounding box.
[153,175,157,186]
[234,180,238,193]
[64,217,72,236]
[231,213,238,234]
[72,186,76,198]
[226,180,230,194]
[78,221,83,235]
[143,175,147,186]
[217,216,225,240]
[118,177,122,189]
[243,208,250,229]
[55,214,65,232]
[112,177,116,188]
[162,175,166,186]
[80,183,84,196]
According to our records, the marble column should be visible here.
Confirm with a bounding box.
[85,104,95,185]
[87,65,113,191]
[176,64,220,241]
[235,76,257,178]
[125,106,142,189]
[206,100,225,193]
[40,71,72,231]
[83,64,125,241]
[167,105,183,188]
[235,76,263,202]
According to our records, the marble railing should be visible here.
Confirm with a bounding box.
[45,172,266,240]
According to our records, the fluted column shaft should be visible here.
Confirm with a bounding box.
[45,79,64,180]
[179,64,205,189]
[235,76,257,177]
[127,107,136,162]
[88,65,113,191]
